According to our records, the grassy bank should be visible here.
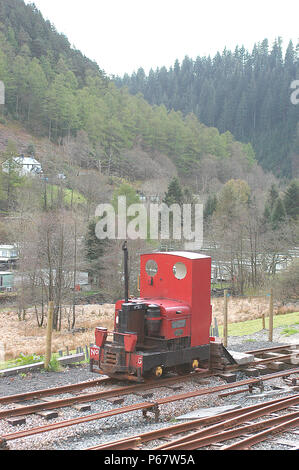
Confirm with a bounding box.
[217,311,299,337]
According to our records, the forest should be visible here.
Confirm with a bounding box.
[0,0,298,331]
[0,0,258,180]
[116,39,299,178]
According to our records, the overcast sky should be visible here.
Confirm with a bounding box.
[25,0,298,77]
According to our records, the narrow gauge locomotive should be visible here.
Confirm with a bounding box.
[90,244,233,382]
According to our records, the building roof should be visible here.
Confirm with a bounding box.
[14,156,41,166]
[154,251,210,260]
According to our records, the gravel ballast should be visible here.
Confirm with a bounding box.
[0,328,298,451]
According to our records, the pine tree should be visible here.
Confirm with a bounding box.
[271,197,286,229]
[85,218,108,287]
[204,194,217,220]
[262,204,271,225]
[284,180,299,220]
[267,184,279,212]
[0,140,23,209]
[163,178,184,206]
[117,37,298,177]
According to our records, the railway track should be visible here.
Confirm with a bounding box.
[87,394,299,450]
[0,369,214,420]
[0,376,112,405]
[1,343,297,415]
[0,344,298,450]
[1,368,298,447]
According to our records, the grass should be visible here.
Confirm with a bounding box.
[78,290,101,297]
[46,356,62,372]
[0,353,43,371]
[211,282,231,289]
[281,328,299,337]
[46,185,87,206]
[0,348,88,371]
[218,311,299,337]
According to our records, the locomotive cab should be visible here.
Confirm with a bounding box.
[90,249,215,382]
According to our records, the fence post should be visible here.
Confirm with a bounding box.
[223,289,228,347]
[44,301,54,370]
[268,288,274,342]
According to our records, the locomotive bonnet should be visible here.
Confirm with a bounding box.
[90,245,230,381]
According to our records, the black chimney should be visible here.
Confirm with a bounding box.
[122,241,129,302]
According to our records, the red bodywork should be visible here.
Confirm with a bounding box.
[140,252,212,346]
[91,252,213,380]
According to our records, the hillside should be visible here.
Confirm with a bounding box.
[0,0,297,335]
[0,0,260,183]
[116,40,299,178]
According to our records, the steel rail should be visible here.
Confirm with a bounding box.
[2,369,299,442]
[222,415,299,450]
[1,344,296,407]
[218,387,252,398]
[154,394,299,450]
[2,401,154,441]
[253,353,298,365]
[245,344,299,355]
[155,368,299,406]
[0,377,111,405]
[86,395,299,450]
[0,371,212,420]
[0,365,297,421]
[157,411,299,450]
[2,381,298,446]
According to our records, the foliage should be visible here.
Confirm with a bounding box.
[273,258,299,301]
[84,218,109,287]
[284,180,299,220]
[215,179,251,219]
[112,182,140,210]
[117,39,299,177]
[45,185,87,208]
[0,0,257,178]
[15,353,43,366]
[163,177,184,206]
[271,197,286,229]
[204,194,217,220]
[0,140,25,209]
[281,327,299,336]
[47,356,62,372]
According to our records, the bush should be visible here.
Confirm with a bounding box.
[47,356,62,372]
[16,353,43,366]
[273,258,299,302]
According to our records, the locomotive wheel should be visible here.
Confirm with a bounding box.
[153,366,163,378]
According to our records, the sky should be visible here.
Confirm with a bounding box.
[25,0,298,77]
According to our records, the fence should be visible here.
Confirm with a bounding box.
[0,342,4,363]
[211,288,276,346]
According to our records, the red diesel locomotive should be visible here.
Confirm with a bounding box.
[90,244,230,382]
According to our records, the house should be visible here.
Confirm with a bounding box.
[0,245,19,269]
[137,192,161,204]
[2,155,43,177]
[0,272,14,292]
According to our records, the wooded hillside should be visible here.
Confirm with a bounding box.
[116,39,299,177]
[0,0,257,179]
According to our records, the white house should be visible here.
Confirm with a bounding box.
[0,245,19,269]
[2,155,43,177]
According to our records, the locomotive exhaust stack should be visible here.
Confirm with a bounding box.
[90,249,236,381]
